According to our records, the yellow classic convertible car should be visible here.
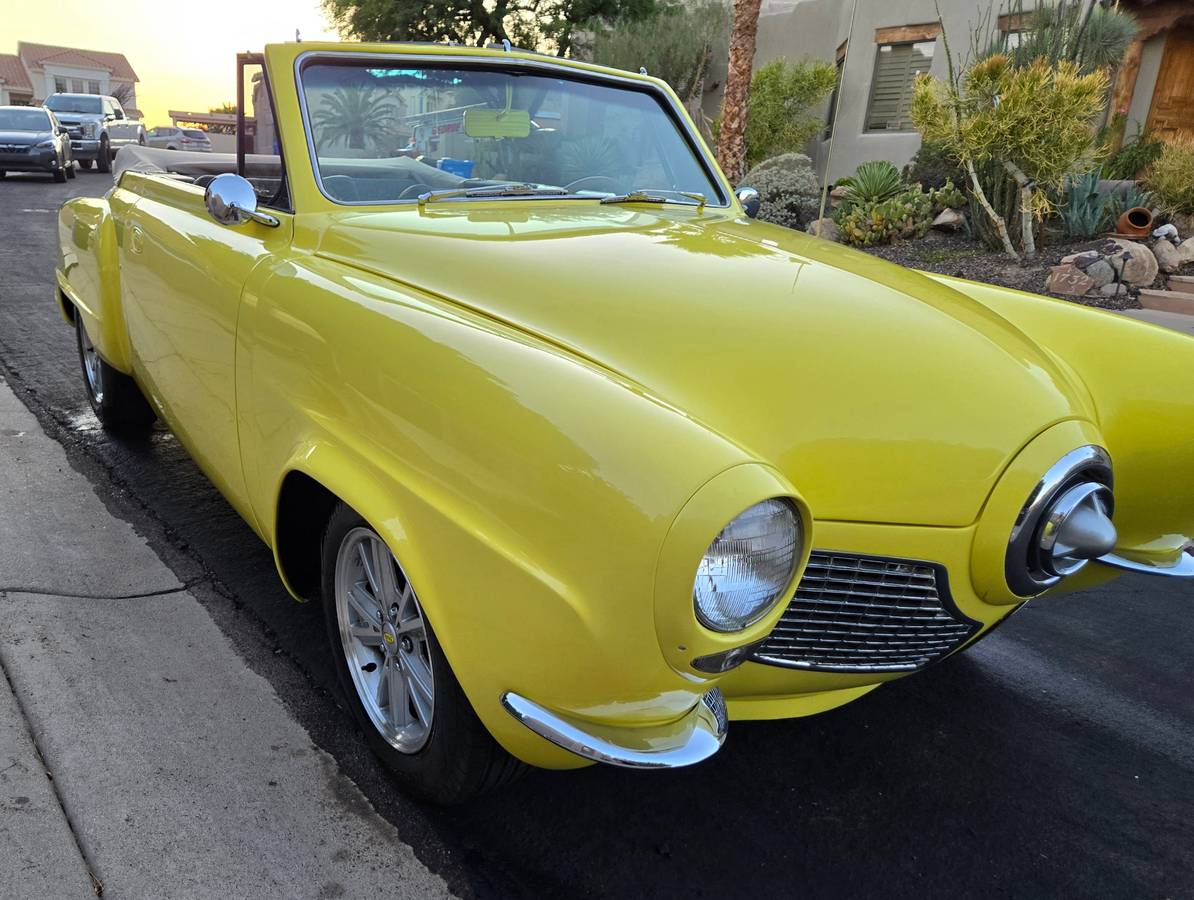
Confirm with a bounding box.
[55,42,1194,802]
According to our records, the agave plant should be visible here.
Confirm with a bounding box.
[1058,169,1113,239]
[312,87,401,152]
[838,161,904,209]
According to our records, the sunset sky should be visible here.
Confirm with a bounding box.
[4,0,341,125]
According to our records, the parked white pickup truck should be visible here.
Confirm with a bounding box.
[44,93,144,173]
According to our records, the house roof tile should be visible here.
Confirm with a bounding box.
[17,41,138,82]
[0,53,33,92]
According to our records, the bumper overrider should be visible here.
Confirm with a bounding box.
[502,424,1192,769]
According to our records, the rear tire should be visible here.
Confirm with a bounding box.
[75,316,156,435]
[320,503,525,804]
[96,137,111,173]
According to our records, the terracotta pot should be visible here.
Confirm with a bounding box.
[1117,207,1154,236]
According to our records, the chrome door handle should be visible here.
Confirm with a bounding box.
[128,224,143,254]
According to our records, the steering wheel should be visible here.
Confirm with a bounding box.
[564,176,621,194]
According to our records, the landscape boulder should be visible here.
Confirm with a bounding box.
[806,218,840,241]
[932,208,965,231]
[1104,240,1159,286]
[1154,239,1184,273]
[1177,237,1194,266]
[1061,250,1100,269]
[828,185,849,210]
[1084,258,1115,287]
[1045,264,1095,296]
[1100,282,1129,298]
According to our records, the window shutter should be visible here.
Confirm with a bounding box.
[866,43,934,131]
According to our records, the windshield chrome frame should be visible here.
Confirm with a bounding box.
[292,49,731,209]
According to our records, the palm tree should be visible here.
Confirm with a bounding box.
[312,87,402,152]
[715,0,763,185]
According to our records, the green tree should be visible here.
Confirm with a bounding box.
[311,86,402,151]
[744,58,837,170]
[912,54,1108,259]
[582,0,729,121]
[323,0,657,56]
[209,102,237,115]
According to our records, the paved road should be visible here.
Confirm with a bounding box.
[2,171,1192,898]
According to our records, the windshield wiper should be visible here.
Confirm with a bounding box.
[599,190,706,209]
[417,183,569,206]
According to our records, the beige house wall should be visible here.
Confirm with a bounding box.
[704,0,1041,183]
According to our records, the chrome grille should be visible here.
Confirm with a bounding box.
[750,551,980,673]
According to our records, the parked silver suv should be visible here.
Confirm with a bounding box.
[145,126,213,152]
[44,93,145,173]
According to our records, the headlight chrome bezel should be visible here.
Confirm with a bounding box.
[693,497,802,633]
[1005,445,1116,597]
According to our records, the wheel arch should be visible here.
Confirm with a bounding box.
[273,468,340,601]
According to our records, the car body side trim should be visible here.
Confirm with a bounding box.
[501,689,728,769]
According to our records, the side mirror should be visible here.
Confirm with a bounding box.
[736,187,761,219]
[57,126,68,135]
[204,173,279,228]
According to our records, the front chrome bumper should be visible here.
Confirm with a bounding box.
[69,139,101,160]
[1099,549,1194,578]
[502,689,728,768]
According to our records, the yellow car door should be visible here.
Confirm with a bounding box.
[119,175,291,527]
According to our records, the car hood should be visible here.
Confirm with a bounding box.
[316,205,1089,526]
[0,130,51,145]
[53,114,101,125]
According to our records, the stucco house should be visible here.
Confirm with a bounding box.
[720,0,1193,183]
[0,42,139,112]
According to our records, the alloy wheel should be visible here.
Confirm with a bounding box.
[79,322,104,404]
[334,528,435,753]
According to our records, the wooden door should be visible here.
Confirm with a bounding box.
[1147,27,1194,140]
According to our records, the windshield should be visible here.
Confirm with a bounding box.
[46,95,102,115]
[0,109,51,131]
[299,61,723,205]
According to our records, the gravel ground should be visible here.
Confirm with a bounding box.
[863,231,1194,310]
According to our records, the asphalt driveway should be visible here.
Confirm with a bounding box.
[1,171,1191,899]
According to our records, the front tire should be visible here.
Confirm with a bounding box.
[75,316,155,434]
[96,137,111,173]
[79,159,93,170]
[320,504,524,803]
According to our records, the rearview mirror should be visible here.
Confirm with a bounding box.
[204,173,279,228]
[464,107,531,139]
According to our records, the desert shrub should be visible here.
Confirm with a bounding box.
[912,55,1109,258]
[837,161,904,208]
[1057,170,1112,239]
[1104,128,1164,181]
[1144,139,1194,216]
[904,140,965,190]
[1103,181,1155,224]
[927,180,966,214]
[836,187,934,247]
[742,153,821,229]
[744,58,838,169]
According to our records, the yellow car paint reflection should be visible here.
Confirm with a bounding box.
[54,42,1194,776]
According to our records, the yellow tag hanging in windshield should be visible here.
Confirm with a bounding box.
[464,85,531,138]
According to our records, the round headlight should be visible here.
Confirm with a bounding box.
[694,498,801,632]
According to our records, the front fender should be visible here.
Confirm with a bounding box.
[243,252,753,767]
[56,189,138,372]
[933,274,1194,560]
